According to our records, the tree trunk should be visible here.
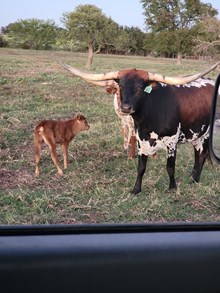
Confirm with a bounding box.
[86,41,94,69]
[177,52,182,65]
[94,44,102,54]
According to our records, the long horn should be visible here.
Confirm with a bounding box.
[148,61,220,85]
[55,55,219,85]
[56,59,119,81]
[84,79,118,87]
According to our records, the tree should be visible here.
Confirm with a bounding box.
[140,0,217,62]
[123,26,146,55]
[97,18,121,54]
[4,19,58,50]
[62,5,120,69]
[194,17,220,59]
[113,27,130,54]
[0,34,8,47]
[144,31,176,57]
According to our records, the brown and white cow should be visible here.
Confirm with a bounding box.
[106,85,136,158]
[58,61,219,194]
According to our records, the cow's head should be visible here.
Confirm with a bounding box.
[57,60,220,115]
[117,69,150,115]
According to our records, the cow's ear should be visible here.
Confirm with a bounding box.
[151,81,157,88]
[106,86,117,94]
[144,81,158,93]
[113,78,120,84]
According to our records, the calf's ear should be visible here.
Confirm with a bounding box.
[75,114,82,120]
[76,114,86,121]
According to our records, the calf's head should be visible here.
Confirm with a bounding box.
[74,114,90,132]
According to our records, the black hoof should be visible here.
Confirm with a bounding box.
[131,188,141,195]
[169,183,177,190]
[192,177,200,183]
[190,178,199,184]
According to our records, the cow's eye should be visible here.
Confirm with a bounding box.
[136,84,143,91]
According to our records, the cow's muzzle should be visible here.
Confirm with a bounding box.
[121,104,134,114]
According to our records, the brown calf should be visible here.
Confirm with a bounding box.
[34,114,90,176]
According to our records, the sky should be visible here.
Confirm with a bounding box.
[1,0,220,32]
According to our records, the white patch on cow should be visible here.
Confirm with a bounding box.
[137,123,181,157]
[137,123,209,157]
[149,131,158,140]
[190,126,210,152]
[159,78,214,88]
[189,129,200,141]
[177,124,209,153]
[182,78,214,88]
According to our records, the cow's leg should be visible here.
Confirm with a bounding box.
[192,139,209,182]
[127,116,136,159]
[132,154,148,195]
[122,125,129,150]
[128,135,136,159]
[166,148,177,190]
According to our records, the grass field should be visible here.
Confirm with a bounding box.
[0,48,220,224]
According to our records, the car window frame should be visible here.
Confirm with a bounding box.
[209,72,220,164]
[1,222,220,293]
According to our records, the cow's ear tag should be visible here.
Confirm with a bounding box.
[144,84,152,93]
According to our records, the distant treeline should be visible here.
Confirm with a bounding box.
[1,1,220,64]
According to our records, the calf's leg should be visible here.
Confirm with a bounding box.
[132,154,148,195]
[62,142,69,169]
[49,143,63,175]
[34,133,41,176]
[42,133,63,175]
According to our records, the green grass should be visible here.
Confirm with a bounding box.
[0,48,220,224]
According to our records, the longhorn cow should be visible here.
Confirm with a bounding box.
[58,61,219,194]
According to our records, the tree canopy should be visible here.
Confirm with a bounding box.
[140,0,218,62]
[61,5,120,68]
[1,2,220,61]
[194,16,220,59]
[4,19,58,50]
[141,0,217,32]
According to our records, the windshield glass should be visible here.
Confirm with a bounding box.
[1,49,220,224]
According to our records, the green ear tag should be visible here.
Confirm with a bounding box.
[144,84,152,93]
